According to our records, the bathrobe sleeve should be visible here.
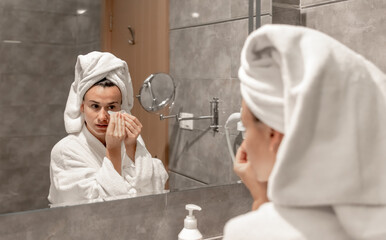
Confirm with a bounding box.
[122,136,168,195]
[48,138,130,206]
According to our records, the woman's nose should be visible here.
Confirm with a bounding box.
[97,108,109,122]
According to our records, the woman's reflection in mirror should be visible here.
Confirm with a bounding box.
[48,51,168,207]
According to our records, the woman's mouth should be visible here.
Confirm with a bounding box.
[96,124,108,129]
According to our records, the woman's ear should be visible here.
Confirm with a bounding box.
[269,129,284,153]
[80,103,84,113]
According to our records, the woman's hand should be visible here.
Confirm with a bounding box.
[105,112,126,174]
[122,113,142,161]
[105,112,126,150]
[234,142,268,210]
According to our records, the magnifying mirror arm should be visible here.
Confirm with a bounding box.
[159,98,220,132]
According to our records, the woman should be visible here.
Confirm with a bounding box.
[224,24,386,239]
[48,52,168,207]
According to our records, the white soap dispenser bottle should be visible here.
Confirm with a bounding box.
[178,204,203,240]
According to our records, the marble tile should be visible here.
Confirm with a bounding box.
[301,0,346,7]
[0,0,55,12]
[170,0,231,29]
[76,41,102,54]
[170,0,271,29]
[0,135,63,169]
[76,10,102,44]
[302,0,386,72]
[0,104,66,137]
[170,22,232,80]
[1,42,78,75]
[0,9,77,45]
[0,73,73,106]
[168,171,207,191]
[272,4,303,24]
[0,165,51,214]
[273,0,300,5]
[0,183,252,240]
[168,128,241,184]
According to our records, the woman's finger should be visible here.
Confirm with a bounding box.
[125,121,140,135]
[124,114,143,128]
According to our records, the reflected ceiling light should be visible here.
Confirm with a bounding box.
[2,40,22,44]
[77,9,87,15]
[191,12,200,18]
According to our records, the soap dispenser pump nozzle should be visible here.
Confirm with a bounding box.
[178,204,203,240]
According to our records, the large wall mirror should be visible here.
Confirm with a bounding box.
[0,0,272,214]
[1,0,385,217]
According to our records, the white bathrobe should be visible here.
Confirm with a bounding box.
[48,125,168,207]
[224,24,386,239]
[48,51,168,207]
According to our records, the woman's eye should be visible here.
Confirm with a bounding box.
[91,104,99,109]
[108,105,116,110]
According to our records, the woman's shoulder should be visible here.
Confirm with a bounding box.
[223,203,305,240]
[51,134,83,158]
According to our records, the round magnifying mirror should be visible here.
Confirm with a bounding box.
[137,73,176,113]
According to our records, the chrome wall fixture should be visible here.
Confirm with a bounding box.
[160,97,220,132]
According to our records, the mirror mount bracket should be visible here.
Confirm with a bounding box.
[160,97,220,132]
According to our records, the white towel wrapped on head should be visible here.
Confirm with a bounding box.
[239,24,386,206]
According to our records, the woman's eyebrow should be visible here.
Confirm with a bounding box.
[107,101,119,105]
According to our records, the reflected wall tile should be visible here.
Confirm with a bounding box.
[0,165,50,213]
[170,0,231,29]
[273,0,300,5]
[231,0,272,18]
[76,10,102,44]
[301,0,346,7]
[0,73,73,106]
[0,135,63,169]
[0,9,77,44]
[0,104,65,137]
[168,171,207,191]
[170,0,272,29]
[302,0,386,71]
[272,5,303,24]
[2,43,77,75]
[168,128,239,184]
[170,22,232,80]
[54,0,101,15]
[77,41,102,54]
[0,0,55,12]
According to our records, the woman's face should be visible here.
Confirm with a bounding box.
[81,85,122,144]
[241,100,282,182]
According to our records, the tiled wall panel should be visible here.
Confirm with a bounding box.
[273,0,386,71]
[170,0,272,29]
[0,0,101,214]
[169,2,272,187]
[0,183,252,240]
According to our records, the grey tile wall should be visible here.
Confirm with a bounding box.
[0,183,253,240]
[273,0,386,71]
[0,0,102,214]
[169,1,272,188]
[170,0,272,29]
